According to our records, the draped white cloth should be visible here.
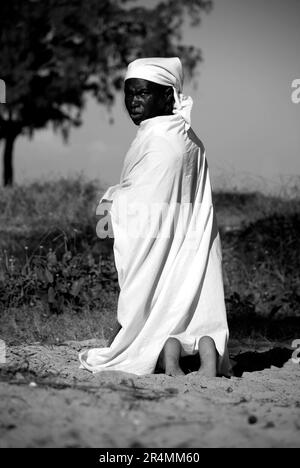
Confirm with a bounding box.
[79,112,230,376]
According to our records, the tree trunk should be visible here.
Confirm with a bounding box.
[3,133,16,186]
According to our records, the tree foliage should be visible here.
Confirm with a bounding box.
[0,0,213,185]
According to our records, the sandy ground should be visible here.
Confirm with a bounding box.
[0,339,299,448]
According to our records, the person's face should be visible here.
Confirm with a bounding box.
[124,78,170,125]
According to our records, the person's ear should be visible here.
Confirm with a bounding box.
[165,87,175,113]
[165,87,173,102]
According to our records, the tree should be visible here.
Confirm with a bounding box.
[0,0,213,186]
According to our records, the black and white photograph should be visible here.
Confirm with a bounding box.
[0,0,299,451]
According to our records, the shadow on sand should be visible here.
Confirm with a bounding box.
[176,347,293,378]
[230,347,293,377]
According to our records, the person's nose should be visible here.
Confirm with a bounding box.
[131,95,141,107]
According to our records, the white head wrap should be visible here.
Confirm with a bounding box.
[125,57,193,128]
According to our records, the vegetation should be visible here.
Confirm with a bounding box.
[0,178,299,345]
[0,0,212,185]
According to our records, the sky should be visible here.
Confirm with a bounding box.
[12,0,300,193]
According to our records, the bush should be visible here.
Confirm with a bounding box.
[1,177,300,343]
[0,240,119,313]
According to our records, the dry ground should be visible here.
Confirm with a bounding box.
[0,339,299,448]
[1,180,299,448]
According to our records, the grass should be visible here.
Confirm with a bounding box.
[0,177,299,345]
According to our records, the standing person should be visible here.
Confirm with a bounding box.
[79,57,231,377]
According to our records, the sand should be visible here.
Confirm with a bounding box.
[0,339,299,448]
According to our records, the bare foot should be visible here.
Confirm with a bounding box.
[165,363,185,377]
[196,336,218,377]
[195,365,217,378]
[162,338,185,377]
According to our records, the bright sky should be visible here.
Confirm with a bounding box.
[13,0,300,193]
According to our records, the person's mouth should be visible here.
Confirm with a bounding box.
[130,109,142,117]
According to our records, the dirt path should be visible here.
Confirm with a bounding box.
[0,339,299,448]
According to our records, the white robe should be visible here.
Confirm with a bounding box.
[79,113,230,376]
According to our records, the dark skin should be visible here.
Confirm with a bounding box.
[124,78,175,125]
